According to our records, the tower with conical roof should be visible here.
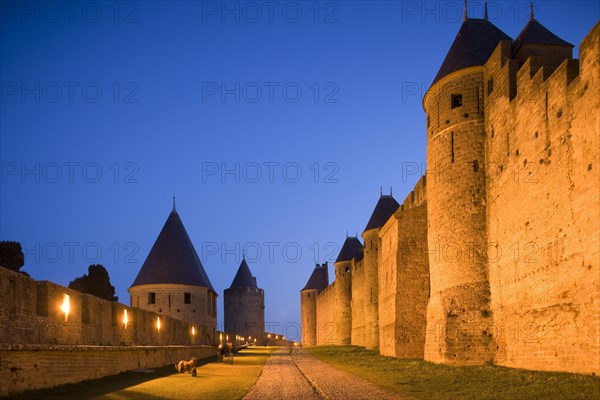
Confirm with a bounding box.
[300,262,329,346]
[334,236,363,345]
[223,257,265,341]
[422,5,509,364]
[129,199,217,343]
[361,192,400,350]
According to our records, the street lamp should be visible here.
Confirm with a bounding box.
[60,294,70,322]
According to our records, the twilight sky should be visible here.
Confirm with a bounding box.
[1,0,598,340]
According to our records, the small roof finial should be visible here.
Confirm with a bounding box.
[242,249,245,260]
[484,2,488,20]
[172,196,176,212]
[346,230,348,238]
[390,187,393,196]
[529,2,534,20]
[464,0,468,21]
[380,186,382,197]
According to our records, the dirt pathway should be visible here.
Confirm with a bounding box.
[244,348,410,400]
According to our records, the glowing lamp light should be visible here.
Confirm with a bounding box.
[294,342,298,346]
[156,317,161,331]
[226,334,229,341]
[268,334,271,338]
[60,294,70,321]
[220,333,223,342]
[192,326,196,336]
[123,309,129,327]
[275,335,278,339]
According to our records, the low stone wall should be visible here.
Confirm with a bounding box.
[0,267,212,346]
[0,344,215,397]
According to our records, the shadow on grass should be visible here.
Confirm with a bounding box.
[9,355,218,400]
[9,348,273,400]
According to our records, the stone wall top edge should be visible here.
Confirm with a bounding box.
[0,344,215,351]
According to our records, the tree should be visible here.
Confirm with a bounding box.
[0,241,25,272]
[69,264,118,301]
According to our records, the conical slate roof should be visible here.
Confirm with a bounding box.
[131,204,215,291]
[513,19,573,54]
[433,18,511,84]
[229,258,258,288]
[301,263,329,293]
[335,237,364,263]
[364,195,400,232]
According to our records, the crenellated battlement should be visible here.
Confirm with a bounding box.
[301,18,599,376]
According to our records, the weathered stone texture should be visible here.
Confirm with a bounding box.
[0,344,214,396]
[379,195,430,359]
[484,22,600,374]
[335,260,353,345]
[316,283,336,345]
[300,289,318,347]
[0,267,210,347]
[351,259,367,347]
[300,21,599,376]
[361,229,381,350]
[423,67,495,365]
[224,287,265,340]
[128,283,216,343]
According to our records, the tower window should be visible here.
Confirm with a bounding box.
[487,79,494,95]
[451,94,462,109]
[345,266,350,273]
[148,292,156,305]
[184,292,191,304]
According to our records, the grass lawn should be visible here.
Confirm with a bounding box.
[308,346,600,400]
[11,346,273,400]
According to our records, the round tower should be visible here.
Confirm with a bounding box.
[129,199,217,344]
[362,192,400,350]
[334,236,363,345]
[300,262,329,347]
[422,13,509,364]
[223,258,265,342]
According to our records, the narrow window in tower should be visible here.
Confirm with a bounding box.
[345,266,350,273]
[168,294,171,308]
[451,132,455,163]
[148,292,156,305]
[307,292,311,298]
[451,94,462,109]
[473,160,479,172]
[487,79,494,95]
[184,292,191,304]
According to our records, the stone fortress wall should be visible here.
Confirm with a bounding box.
[0,267,214,396]
[301,22,599,376]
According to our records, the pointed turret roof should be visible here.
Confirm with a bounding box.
[513,18,573,54]
[364,195,400,232]
[301,263,329,293]
[433,18,511,84]
[335,237,364,263]
[130,202,215,291]
[229,258,259,288]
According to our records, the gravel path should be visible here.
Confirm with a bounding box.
[243,348,320,400]
[244,348,411,400]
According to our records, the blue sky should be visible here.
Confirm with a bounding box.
[1,1,598,339]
